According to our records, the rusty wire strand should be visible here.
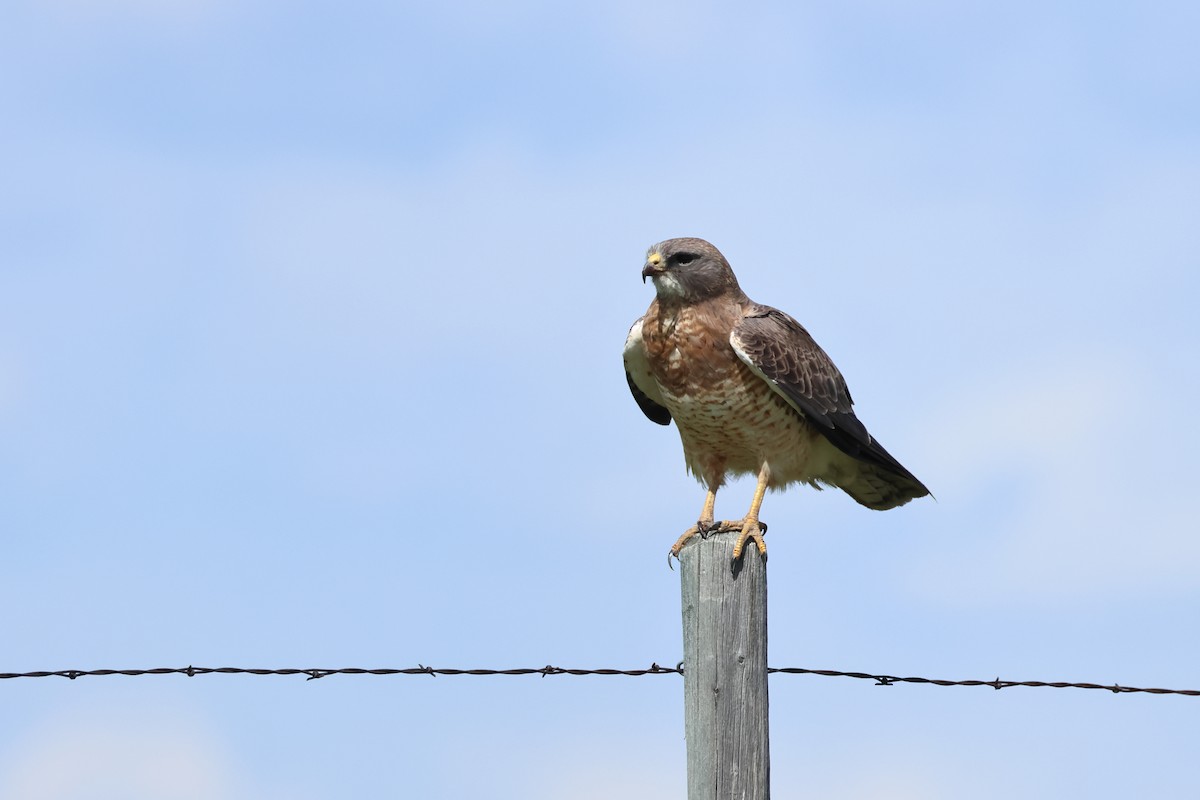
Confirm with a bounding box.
[0,664,1196,696]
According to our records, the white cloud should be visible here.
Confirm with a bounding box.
[0,707,260,800]
[538,746,682,799]
[27,0,228,22]
[803,765,951,800]
[911,351,1200,604]
[0,348,17,425]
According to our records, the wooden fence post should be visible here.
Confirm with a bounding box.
[679,530,770,799]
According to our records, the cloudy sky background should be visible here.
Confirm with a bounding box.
[3,1,1199,797]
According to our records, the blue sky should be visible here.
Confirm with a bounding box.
[3,1,1199,797]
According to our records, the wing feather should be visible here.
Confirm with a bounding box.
[623,317,671,426]
[730,305,928,491]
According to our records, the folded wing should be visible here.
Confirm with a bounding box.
[623,317,671,426]
[730,305,930,503]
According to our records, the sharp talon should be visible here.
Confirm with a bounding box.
[671,517,766,563]
[731,520,768,561]
[669,525,700,561]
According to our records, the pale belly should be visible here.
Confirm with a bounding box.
[659,370,838,489]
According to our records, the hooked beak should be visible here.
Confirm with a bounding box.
[642,254,666,283]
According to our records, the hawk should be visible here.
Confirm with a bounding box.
[624,237,930,560]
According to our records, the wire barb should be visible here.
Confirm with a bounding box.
[0,665,1196,696]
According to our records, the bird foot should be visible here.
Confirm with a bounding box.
[732,518,768,560]
[671,519,740,554]
[668,520,756,567]
[700,519,743,539]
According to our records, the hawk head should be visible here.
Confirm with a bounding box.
[642,237,742,303]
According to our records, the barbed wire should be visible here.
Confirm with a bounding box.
[1,664,1196,696]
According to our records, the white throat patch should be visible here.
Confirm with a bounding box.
[652,272,686,299]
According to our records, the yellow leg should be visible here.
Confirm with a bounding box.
[699,488,716,525]
[670,488,718,557]
[732,463,771,559]
[669,488,743,558]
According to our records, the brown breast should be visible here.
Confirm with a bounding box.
[641,296,816,482]
[641,296,745,397]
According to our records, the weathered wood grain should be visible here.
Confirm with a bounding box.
[680,531,770,799]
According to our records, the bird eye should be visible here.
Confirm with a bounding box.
[674,252,698,265]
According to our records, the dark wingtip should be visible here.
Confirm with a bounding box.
[626,371,672,426]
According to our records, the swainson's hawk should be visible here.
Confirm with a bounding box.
[624,237,930,560]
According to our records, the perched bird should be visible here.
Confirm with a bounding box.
[624,237,930,560]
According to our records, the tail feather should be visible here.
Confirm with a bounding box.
[839,463,930,511]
